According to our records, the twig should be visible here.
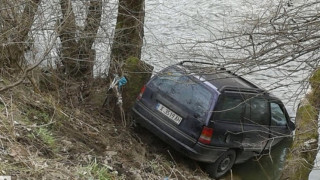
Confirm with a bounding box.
[230,169,233,180]
[0,95,8,118]
[257,159,271,180]
[167,150,177,166]
[50,105,56,123]
[58,109,99,132]
[268,138,275,164]
[26,121,55,128]
[10,94,15,138]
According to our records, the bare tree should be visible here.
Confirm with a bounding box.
[57,0,102,81]
[0,0,41,71]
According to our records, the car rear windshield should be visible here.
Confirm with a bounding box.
[150,68,213,117]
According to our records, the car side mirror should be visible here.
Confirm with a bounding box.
[287,120,295,131]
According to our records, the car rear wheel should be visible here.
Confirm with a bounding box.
[205,149,236,179]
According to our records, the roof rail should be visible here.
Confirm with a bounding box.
[238,76,260,89]
[222,71,260,89]
[178,61,216,66]
[219,86,267,94]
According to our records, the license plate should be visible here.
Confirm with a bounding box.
[156,103,182,124]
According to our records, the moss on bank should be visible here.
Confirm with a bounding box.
[122,56,153,113]
[281,104,318,180]
[281,69,320,180]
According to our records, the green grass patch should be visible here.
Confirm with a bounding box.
[27,127,57,153]
[310,69,320,87]
[37,127,56,148]
[296,104,318,140]
[283,103,319,180]
[78,159,115,180]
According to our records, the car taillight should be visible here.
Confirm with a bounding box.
[137,85,146,100]
[198,126,213,145]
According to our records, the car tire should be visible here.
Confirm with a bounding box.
[205,149,236,179]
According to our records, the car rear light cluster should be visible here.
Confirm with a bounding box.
[198,126,213,144]
[137,85,146,100]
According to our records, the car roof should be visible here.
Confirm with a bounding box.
[203,71,256,90]
[175,62,265,94]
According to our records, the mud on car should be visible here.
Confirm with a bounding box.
[132,61,295,178]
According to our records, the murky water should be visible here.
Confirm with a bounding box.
[143,0,319,179]
[230,138,292,180]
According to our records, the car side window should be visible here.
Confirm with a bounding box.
[213,95,245,123]
[244,98,269,125]
[270,103,287,126]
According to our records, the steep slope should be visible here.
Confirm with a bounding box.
[0,83,211,179]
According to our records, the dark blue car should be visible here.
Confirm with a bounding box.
[132,61,295,178]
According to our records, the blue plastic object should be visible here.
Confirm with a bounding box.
[118,77,127,89]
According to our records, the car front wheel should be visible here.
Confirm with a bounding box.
[205,149,236,179]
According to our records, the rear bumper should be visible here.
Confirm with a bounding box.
[132,101,227,163]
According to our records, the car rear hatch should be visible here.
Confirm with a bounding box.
[137,67,217,147]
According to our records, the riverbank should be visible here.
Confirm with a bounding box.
[0,78,211,179]
[281,69,320,180]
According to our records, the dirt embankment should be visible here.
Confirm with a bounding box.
[0,82,211,179]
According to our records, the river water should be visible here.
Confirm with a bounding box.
[142,0,320,179]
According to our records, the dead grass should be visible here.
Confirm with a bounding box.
[0,81,211,179]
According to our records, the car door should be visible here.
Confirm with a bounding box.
[242,96,270,153]
[210,93,246,148]
[268,101,292,147]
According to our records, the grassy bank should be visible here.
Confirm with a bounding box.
[0,80,210,179]
[281,69,320,180]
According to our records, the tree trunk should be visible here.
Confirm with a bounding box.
[58,0,102,80]
[58,0,80,78]
[78,0,102,81]
[110,0,145,62]
[0,0,41,71]
[56,0,102,106]
[109,0,153,121]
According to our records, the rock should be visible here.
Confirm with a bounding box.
[61,140,72,146]
[105,165,114,171]
[111,171,118,175]
[61,140,73,152]
[132,172,143,180]
[105,151,118,157]
[303,138,317,150]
